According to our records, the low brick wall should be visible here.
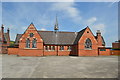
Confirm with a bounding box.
[8,48,19,55]
[78,49,98,56]
[111,50,120,55]
[99,48,111,56]
[58,51,71,56]
[18,49,43,56]
[44,51,57,56]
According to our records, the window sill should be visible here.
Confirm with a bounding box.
[45,50,55,51]
[24,48,38,49]
[84,49,92,50]
[59,50,71,51]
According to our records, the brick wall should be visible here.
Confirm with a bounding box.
[78,27,98,56]
[98,48,111,56]
[8,48,19,55]
[111,50,120,55]
[18,49,43,56]
[44,51,57,56]
[112,43,120,48]
[1,44,8,54]
[18,23,44,56]
[43,45,73,56]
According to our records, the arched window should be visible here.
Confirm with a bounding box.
[32,38,37,48]
[85,38,92,49]
[26,38,30,48]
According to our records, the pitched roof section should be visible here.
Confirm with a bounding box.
[95,36,105,46]
[14,27,87,45]
[4,33,8,42]
[74,28,86,44]
[15,34,22,45]
[101,36,105,46]
[14,27,105,46]
[38,31,77,45]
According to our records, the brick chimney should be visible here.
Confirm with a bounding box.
[1,24,4,43]
[7,28,10,46]
[96,30,103,46]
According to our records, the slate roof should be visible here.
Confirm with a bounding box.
[0,30,9,43]
[101,36,105,46]
[74,28,86,44]
[95,36,105,46]
[14,27,105,46]
[15,34,22,45]
[38,31,77,45]
[4,33,9,42]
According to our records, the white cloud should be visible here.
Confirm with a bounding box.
[92,24,106,35]
[86,17,97,26]
[85,17,106,35]
[40,28,46,31]
[50,2,81,23]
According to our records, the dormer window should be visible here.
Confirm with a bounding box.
[85,38,92,49]
[30,33,34,37]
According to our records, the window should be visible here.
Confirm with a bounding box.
[100,49,106,51]
[60,46,64,50]
[67,46,72,51]
[26,38,30,48]
[30,33,34,37]
[48,46,51,50]
[85,38,92,49]
[51,46,55,50]
[45,46,48,50]
[45,46,55,51]
[32,38,37,48]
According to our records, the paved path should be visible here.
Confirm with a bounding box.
[2,54,118,78]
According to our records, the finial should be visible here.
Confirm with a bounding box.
[7,28,9,31]
[54,14,59,31]
[7,28,9,33]
[1,24,4,28]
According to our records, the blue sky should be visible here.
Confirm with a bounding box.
[1,2,118,46]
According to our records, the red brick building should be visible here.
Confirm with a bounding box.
[0,24,10,54]
[111,40,120,55]
[8,17,111,56]
[112,40,120,48]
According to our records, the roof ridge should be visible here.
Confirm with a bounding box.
[38,30,53,32]
[38,30,76,33]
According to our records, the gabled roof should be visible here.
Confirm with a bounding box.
[15,34,22,45]
[74,28,86,44]
[4,33,9,42]
[0,30,9,43]
[14,26,105,46]
[101,36,105,46]
[95,36,105,46]
[38,31,77,45]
